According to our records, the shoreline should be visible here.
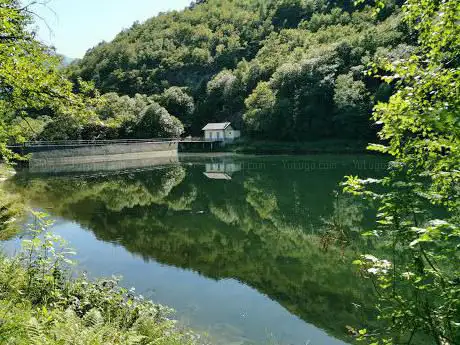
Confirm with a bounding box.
[179,139,374,155]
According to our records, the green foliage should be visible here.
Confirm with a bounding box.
[0,0,102,157]
[0,212,201,345]
[8,117,51,142]
[1,0,185,147]
[243,81,276,135]
[93,92,151,138]
[159,87,195,126]
[333,73,370,137]
[0,0,411,143]
[134,103,184,138]
[304,8,351,32]
[344,0,460,343]
[68,0,409,141]
[37,91,187,140]
[97,93,150,122]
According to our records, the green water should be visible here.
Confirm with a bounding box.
[5,154,389,345]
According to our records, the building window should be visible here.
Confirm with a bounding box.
[217,132,220,139]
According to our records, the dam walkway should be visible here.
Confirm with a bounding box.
[7,138,219,173]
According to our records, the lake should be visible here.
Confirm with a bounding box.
[3,154,388,345]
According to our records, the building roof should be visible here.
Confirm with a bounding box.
[202,122,231,131]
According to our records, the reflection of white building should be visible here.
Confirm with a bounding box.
[203,161,242,180]
[203,172,232,180]
[202,122,241,142]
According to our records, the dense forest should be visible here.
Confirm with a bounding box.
[1,0,458,344]
[33,0,408,141]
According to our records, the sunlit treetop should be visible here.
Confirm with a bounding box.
[0,0,99,159]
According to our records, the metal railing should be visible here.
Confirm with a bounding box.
[7,137,218,148]
[180,137,218,142]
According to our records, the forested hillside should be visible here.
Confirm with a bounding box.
[65,0,409,141]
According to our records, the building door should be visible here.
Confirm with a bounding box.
[216,132,220,140]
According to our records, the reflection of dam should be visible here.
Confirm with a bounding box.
[29,154,179,174]
[26,141,178,174]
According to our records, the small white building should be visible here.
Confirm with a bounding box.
[202,122,241,142]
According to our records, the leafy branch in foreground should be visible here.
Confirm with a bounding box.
[0,0,100,161]
[344,0,460,344]
[0,212,205,345]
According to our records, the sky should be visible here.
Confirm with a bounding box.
[32,0,191,59]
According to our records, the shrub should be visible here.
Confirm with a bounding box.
[134,103,184,138]
[0,212,203,345]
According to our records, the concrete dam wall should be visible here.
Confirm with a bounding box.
[27,141,178,173]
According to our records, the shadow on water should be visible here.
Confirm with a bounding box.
[4,154,390,345]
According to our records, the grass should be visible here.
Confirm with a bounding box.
[0,213,205,345]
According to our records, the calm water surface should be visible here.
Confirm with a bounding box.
[4,154,388,345]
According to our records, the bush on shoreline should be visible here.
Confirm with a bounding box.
[0,213,203,345]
